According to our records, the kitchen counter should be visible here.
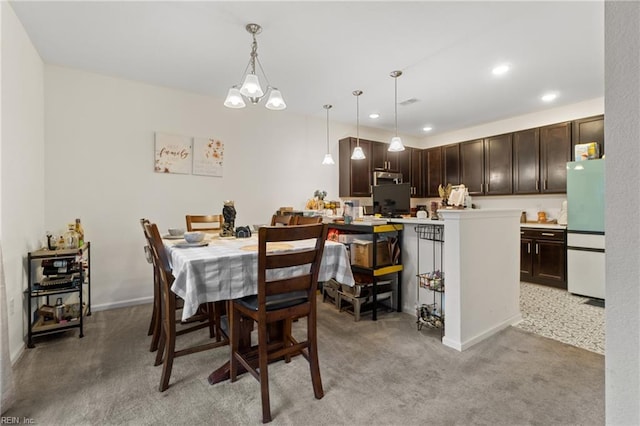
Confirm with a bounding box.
[520,223,566,230]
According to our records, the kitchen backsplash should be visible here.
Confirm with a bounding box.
[342,194,566,221]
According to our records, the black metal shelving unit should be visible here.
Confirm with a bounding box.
[415,225,445,338]
[25,242,91,347]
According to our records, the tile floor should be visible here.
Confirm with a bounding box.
[515,282,605,354]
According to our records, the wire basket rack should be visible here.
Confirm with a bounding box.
[417,272,444,291]
[415,224,444,242]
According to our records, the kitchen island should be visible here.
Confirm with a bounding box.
[389,208,522,351]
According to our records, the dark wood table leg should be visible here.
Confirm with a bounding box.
[207,315,285,385]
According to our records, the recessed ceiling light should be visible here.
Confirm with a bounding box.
[369,113,380,119]
[422,126,433,132]
[541,93,558,102]
[492,64,510,76]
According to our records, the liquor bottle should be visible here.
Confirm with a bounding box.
[75,218,85,247]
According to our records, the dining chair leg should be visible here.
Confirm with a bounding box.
[159,319,176,392]
[308,316,324,400]
[229,305,240,383]
[154,324,165,366]
[258,322,272,423]
[283,318,293,363]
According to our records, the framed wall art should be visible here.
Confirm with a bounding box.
[192,137,224,177]
[154,132,192,174]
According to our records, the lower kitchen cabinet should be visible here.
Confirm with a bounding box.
[520,228,566,289]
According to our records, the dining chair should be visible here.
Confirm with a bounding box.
[140,218,161,352]
[292,215,323,225]
[270,214,294,226]
[144,221,229,392]
[185,214,222,232]
[229,223,328,423]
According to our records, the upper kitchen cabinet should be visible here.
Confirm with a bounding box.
[460,139,484,195]
[460,135,512,196]
[572,115,604,159]
[410,148,423,197]
[339,137,373,197]
[371,142,388,170]
[513,128,540,194]
[387,148,412,183]
[423,146,443,198]
[443,144,460,187]
[540,122,571,193]
[483,133,513,195]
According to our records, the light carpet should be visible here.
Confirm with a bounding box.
[6,297,604,425]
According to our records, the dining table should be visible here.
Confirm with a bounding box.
[163,231,355,384]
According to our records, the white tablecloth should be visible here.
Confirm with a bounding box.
[166,235,354,320]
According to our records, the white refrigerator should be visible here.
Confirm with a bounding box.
[566,159,605,299]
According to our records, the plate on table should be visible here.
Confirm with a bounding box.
[163,234,184,240]
[173,242,209,248]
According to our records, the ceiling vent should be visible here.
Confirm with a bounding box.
[399,98,419,106]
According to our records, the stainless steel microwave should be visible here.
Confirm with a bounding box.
[373,170,403,185]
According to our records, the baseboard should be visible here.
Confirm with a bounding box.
[11,342,25,366]
[91,296,153,312]
[443,312,523,352]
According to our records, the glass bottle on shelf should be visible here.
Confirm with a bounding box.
[75,218,85,247]
[63,224,79,249]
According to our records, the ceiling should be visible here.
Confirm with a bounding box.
[10,1,604,137]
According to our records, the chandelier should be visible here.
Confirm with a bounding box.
[224,23,286,110]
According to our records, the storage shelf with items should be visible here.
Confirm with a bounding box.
[25,242,91,348]
[415,224,444,338]
[327,223,403,321]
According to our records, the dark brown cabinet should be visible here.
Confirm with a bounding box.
[371,142,388,170]
[410,148,423,197]
[484,133,513,195]
[388,148,412,185]
[443,144,460,186]
[540,122,571,193]
[339,137,373,197]
[520,228,566,289]
[572,115,604,160]
[513,128,540,194]
[460,136,512,196]
[423,146,442,197]
[460,139,484,195]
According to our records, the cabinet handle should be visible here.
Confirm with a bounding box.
[536,243,539,254]
[541,232,555,237]
[528,243,531,254]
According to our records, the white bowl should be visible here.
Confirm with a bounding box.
[168,228,185,236]
[183,231,205,243]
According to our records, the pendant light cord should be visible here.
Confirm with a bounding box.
[394,76,398,137]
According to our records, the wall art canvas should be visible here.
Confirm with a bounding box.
[154,132,192,174]
[192,137,224,177]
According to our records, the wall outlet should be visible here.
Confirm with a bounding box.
[9,298,14,316]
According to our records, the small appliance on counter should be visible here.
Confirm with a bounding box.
[557,200,568,225]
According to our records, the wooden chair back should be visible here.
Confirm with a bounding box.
[186,214,222,232]
[140,218,161,351]
[270,214,294,226]
[230,223,328,422]
[144,221,227,391]
[293,215,323,225]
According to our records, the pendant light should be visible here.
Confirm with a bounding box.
[388,70,406,152]
[351,90,366,160]
[322,104,335,165]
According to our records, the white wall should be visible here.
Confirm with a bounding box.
[422,97,604,148]
[43,65,421,312]
[1,2,45,362]
[605,2,640,424]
